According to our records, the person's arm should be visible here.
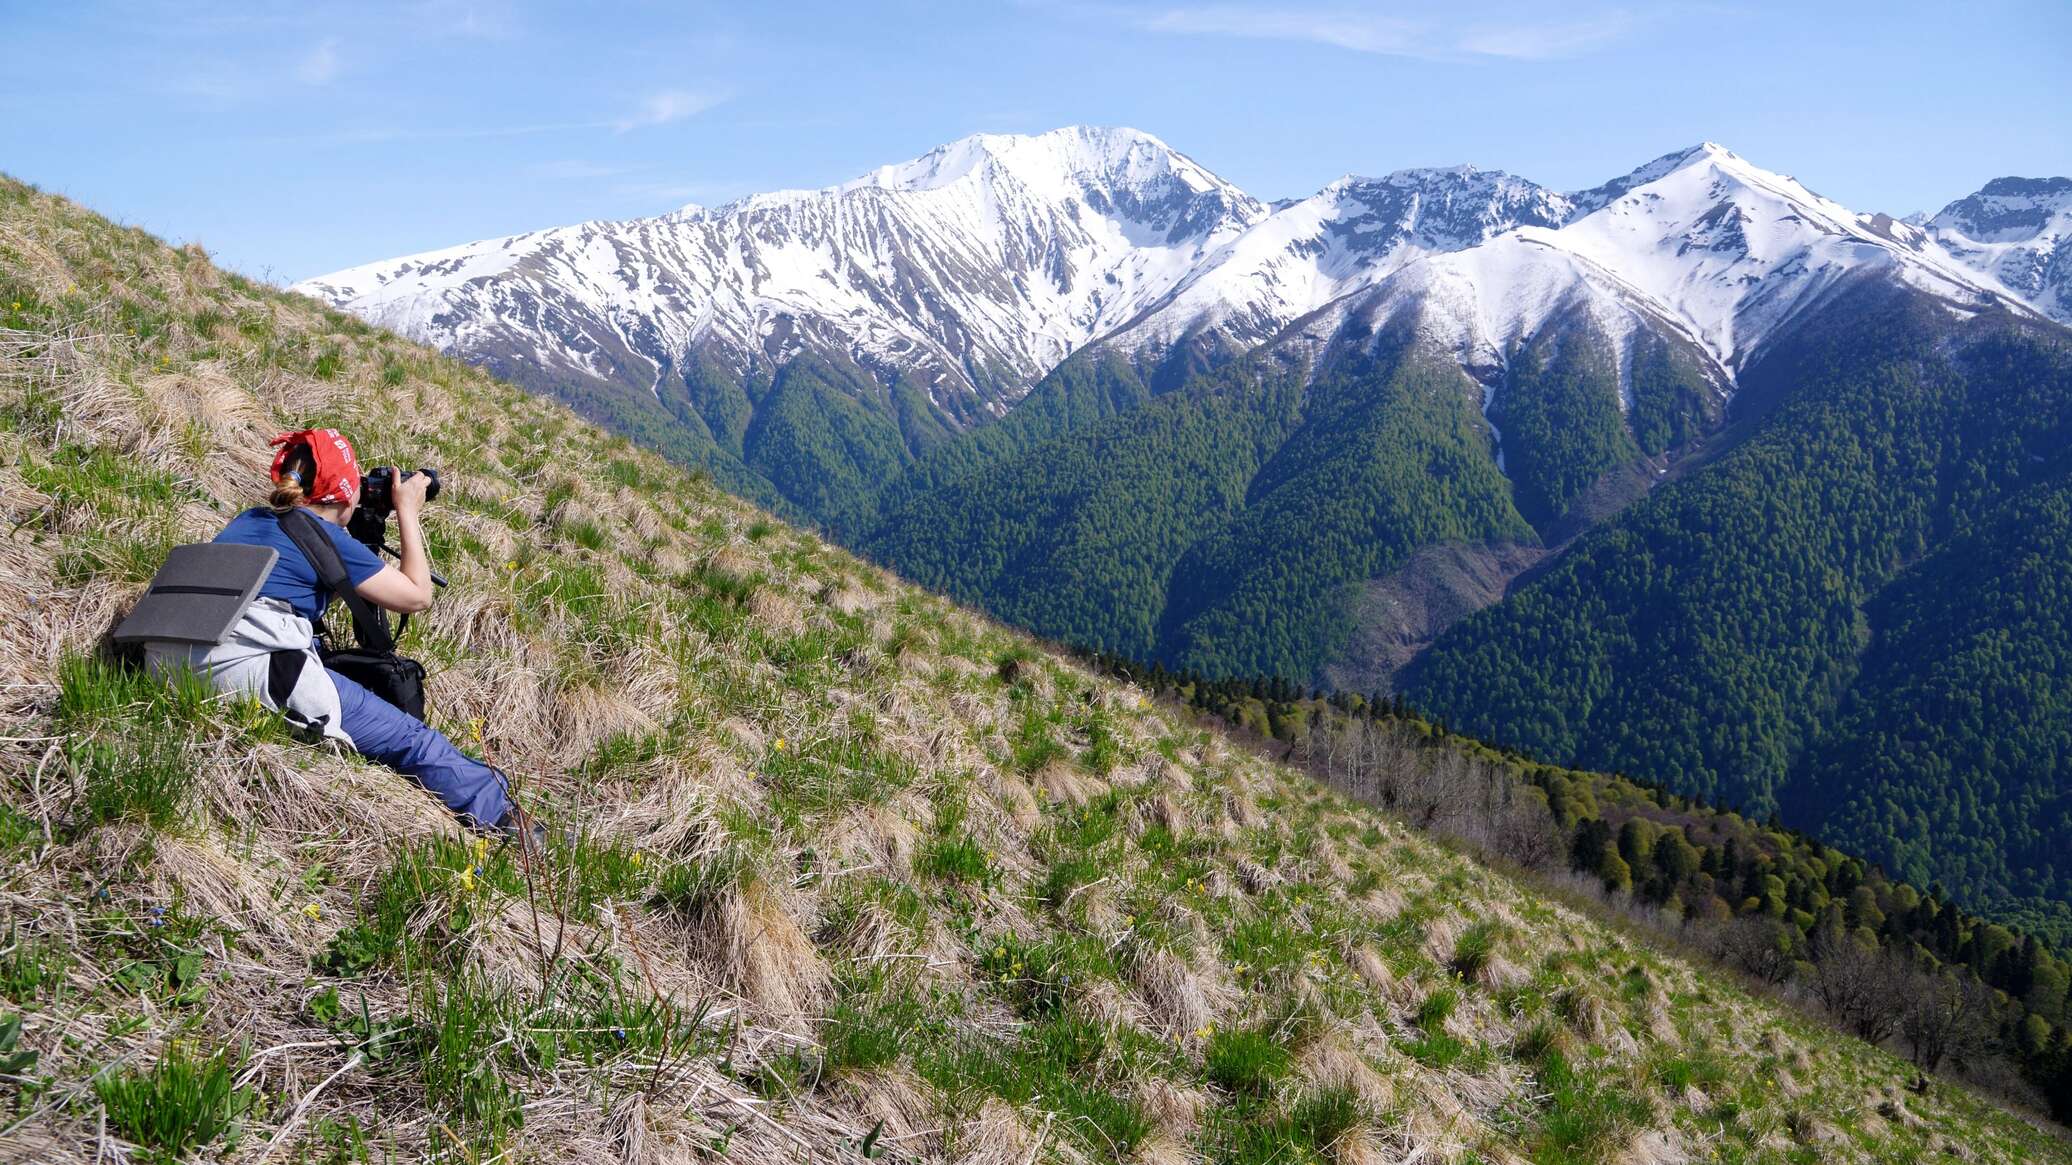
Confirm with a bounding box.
[356,563,433,613]
[353,470,436,613]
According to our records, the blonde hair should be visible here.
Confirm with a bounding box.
[268,444,316,512]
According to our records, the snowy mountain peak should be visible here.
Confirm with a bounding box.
[1570,141,1744,216]
[1108,163,1575,352]
[841,125,1220,197]
[1315,140,2021,395]
[293,125,1267,421]
[1924,176,2072,322]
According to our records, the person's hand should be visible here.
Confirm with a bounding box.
[392,469,433,520]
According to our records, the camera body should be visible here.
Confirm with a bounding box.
[347,467,440,554]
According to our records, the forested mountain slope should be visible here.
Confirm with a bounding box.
[1405,280,2072,942]
[7,177,2070,1163]
[1791,468,2072,943]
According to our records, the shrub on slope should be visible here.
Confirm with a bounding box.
[0,176,2065,1164]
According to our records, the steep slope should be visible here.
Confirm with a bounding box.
[293,127,1264,531]
[1405,280,2072,890]
[8,180,2070,1163]
[1791,469,2072,944]
[1927,176,2072,324]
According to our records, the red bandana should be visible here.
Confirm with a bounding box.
[270,429,361,506]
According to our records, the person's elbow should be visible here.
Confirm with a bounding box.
[393,586,436,614]
[356,568,436,614]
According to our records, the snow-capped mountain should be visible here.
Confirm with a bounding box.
[1923,176,2072,324]
[1293,143,2019,387]
[298,129,2047,519]
[1107,165,1576,359]
[296,126,1264,420]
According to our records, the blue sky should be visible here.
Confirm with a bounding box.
[5,0,2068,282]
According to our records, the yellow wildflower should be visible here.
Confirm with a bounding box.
[459,865,476,892]
[302,901,322,921]
[773,737,786,752]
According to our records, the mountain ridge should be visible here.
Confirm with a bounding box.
[293,130,2048,541]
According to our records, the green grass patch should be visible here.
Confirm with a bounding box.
[1526,1046,1651,1163]
[1450,922,1498,980]
[410,973,525,1148]
[823,973,931,1073]
[1205,1025,1291,1095]
[763,732,920,823]
[94,1044,253,1162]
[54,657,257,834]
[317,835,523,977]
[916,1007,1152,1160]
[0,924,71,1006]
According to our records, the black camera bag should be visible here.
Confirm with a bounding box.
[280,508,429,721]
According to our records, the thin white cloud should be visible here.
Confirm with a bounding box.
[1457,13,1633,59]
[1114,3,1637,61]
[1139,5,1424,55]
[614,89,728,133]
[415,0,521,40]
[264,121,614,147]
[297,37,342,85]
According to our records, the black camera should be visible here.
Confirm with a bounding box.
[348,468,448,588]
[357,466,440,517]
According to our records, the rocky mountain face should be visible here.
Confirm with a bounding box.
[1106,164,1578,379]
[1925,175,2072,324]
[297,127,1264,431]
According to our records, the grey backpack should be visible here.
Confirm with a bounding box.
[111,543,278,645]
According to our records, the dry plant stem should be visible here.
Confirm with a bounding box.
[254,1049,366,1162]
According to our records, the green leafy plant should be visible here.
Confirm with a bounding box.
[0,1011,37,1077]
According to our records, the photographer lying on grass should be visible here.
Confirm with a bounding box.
[138,428,539,845]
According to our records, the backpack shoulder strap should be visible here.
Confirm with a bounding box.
[279,507,395,653]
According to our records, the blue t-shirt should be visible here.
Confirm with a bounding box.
[215,508,386,623]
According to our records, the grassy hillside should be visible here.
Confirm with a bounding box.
[1,177,2066,1163]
